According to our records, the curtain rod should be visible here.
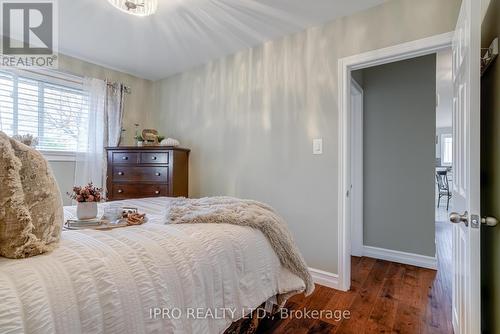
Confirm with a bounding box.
[106,80,132,94]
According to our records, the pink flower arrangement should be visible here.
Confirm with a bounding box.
[67,183,103,203]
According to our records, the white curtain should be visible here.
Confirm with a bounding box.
[74,78,106,189]
[106,83,126,147]
[74,78,126,192]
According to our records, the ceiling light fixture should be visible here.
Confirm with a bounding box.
[107,0,158,16]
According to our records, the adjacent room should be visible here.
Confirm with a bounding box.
[435,48,454,219]
[0,0,493,333]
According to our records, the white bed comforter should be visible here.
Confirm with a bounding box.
[0,198,305,334]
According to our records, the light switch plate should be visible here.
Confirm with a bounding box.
[313,138,323,155]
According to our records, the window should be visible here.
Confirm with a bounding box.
[0,70,89,153]
[441,134,453,166]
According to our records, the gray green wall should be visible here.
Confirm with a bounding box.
[480,0,500,332]
[152,0,461,273]
[358,55,437,257]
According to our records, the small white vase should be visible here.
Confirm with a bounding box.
[76,202,98,220]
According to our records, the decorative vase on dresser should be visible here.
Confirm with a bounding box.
[105,146,190,201]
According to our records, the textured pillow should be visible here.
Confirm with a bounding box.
[0,131,63,258]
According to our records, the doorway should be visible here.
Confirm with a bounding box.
[337,32,453,291]
[339,35,455,332]
[349,48,454,266]
[435,48,454,221]
[350,55,439,269]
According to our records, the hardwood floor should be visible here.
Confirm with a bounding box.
[258,222,452,333]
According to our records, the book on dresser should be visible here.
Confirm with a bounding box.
[105,146,190,201]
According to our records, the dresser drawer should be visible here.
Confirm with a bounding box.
[111,184,168,200]
[112,166,168,183]
[112,152,139,164]
[140,152,169,164]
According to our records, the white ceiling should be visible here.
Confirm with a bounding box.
[59,0,384,80]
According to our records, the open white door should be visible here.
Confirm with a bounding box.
[450,0,481,333]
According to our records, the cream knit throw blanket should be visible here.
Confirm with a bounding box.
[165,196,314,296]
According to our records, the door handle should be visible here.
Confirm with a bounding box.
[482,216,499,227]
[449,211,469,226]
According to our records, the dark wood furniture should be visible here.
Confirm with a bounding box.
[106,146,189,201]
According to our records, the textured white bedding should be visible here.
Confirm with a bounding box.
[0,198,305,334]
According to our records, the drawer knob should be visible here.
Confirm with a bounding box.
[122,156,128,160]
[152,156,157,160]
[117,189,123,193]
[118,171,124,176]
[155,172,161,176]
[155,190,160,194]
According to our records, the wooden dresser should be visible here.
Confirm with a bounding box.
[106,146,189,201]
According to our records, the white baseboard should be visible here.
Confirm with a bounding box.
[309,267,339,289]
[362,245,437,270]
[308,246,436,292]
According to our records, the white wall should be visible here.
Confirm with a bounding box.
[151,0,461,274]
[436,49,453,129]
[435,49,453,164]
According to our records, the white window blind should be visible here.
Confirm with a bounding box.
[0,70,89,152]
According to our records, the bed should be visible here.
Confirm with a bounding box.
[0,197,306,334]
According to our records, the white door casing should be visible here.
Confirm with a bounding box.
[350,79,363,257]
[451,0,481,332]
[338,32,453,291]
